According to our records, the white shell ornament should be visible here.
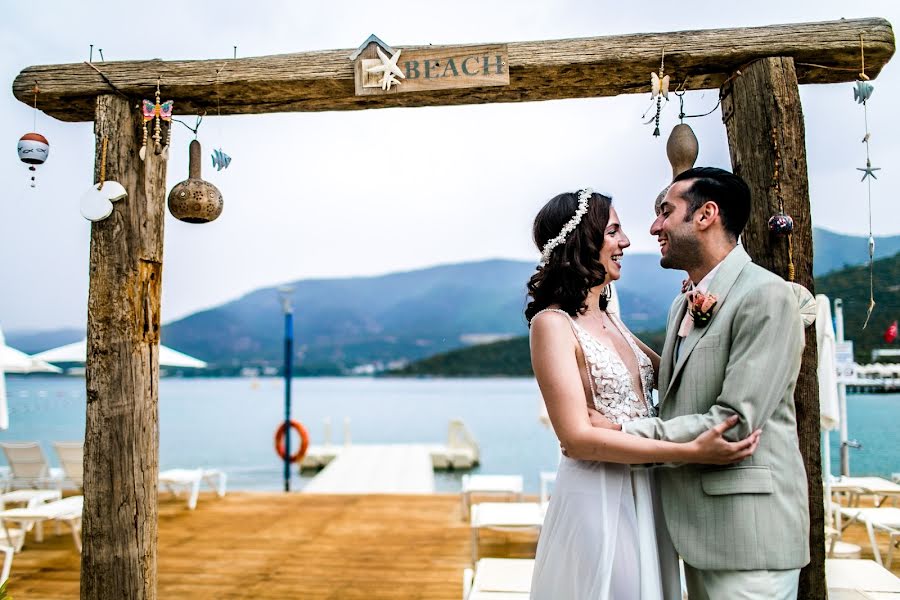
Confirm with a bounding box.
[787,282,817,328]
[80,181,127,222]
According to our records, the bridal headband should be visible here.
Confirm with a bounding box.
[539,188,592,266]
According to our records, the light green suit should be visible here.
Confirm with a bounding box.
[623,246,810,571]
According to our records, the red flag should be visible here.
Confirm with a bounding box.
[886,321,899,343]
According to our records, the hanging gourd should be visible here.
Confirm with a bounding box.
[167,139,223,223]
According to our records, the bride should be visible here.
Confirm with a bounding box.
[526,189,760,600]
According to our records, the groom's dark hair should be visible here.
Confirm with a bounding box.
[673,167,751,241]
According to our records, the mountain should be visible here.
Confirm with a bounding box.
[159,257,682,371]
[816,252,900,363]
[397,253,900,376]
[813,228,900,276]
[10,228,897,371]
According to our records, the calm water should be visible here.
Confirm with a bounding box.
[1,376,896,492]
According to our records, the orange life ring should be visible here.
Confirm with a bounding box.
[274,419,310,464]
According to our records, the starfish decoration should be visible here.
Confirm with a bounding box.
[857,159,881,181]
[367,47,406,91]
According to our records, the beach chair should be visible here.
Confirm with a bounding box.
[830,476,900,508]
[825,558,900,596]
[0,495,83,552]
[834,503,900,568]
[469,502,544,564]
[52,442,84,489]
[462,558,533,599]
[0,545,12,586]
[461,475,523,520]
[0,443,65,490]
[159,468,227,510]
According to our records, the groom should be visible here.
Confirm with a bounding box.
[600,167,809,598]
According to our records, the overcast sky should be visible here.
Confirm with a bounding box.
[1,1,898,331]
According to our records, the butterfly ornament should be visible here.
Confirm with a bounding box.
[140,83,174,161]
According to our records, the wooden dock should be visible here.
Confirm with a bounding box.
[303,445,436,493]
[5,493,899,598]
[6,493,539,599]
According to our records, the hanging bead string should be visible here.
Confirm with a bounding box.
[96,135,108,191]
[654,50,665,136]
[856,33,877,328]
[771,127,795,281]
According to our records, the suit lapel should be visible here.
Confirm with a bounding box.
[662,246,752,403]
[658,296,686,406]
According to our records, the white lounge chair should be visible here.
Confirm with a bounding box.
[830,476,900,508]
[834,503,900,568]
[463,558,533,599]
[0,545,12,585]
[159,468,226,510]
[461,475,523,519]
[0,495,83,552]
[470,502,545,564]
[0,443,64,490]
[826,558,900,596]
[52,442,84,489]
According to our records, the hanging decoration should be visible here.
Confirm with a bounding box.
[80,135,127,222]
[853,34,878,328]
[140,80,173,161]
[643,50,670,137]
[767,127,796,282]
[210,65,232,171]
[167,138,223,223]
[17,85,49,188]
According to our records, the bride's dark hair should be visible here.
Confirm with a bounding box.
[525,190,613,324]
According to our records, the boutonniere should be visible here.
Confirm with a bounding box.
[687,290,718,327]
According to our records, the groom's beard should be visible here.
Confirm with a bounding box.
[659,227,703,272]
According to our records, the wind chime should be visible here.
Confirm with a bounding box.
[140,80,174,161]
[17,85,49,188]
[210,66,231,171]
[644,50,670,137]
[853,34,879,328]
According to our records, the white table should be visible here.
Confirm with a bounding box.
[826,559,900,597]
[464,558,533,600]
[461,475,523,519]
[470,502,544,564]
[831,477,900,507]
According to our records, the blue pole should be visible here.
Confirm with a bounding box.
[283,309,293,492]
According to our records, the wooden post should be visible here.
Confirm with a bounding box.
[722,57,825,599]
[82,94,167,600]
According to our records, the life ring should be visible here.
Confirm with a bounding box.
[274,419,310,464]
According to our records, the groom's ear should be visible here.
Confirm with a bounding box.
[695,200,720,231]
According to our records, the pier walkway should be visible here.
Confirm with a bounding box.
[303,444,436,493]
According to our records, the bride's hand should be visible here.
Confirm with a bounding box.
[690,415,761,464]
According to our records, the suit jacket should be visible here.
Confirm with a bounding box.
[623,246,810,571]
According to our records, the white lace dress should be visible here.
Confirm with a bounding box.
[530,309,681,600]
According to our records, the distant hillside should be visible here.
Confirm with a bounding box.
[392,328,668,377]
[396,254,900,375]
[817,252,900,363]
[11,228,896,372]
[813,228,900,276]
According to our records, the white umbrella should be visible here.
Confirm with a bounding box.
[34,339,207,369]
[816,294,841,526]
[0,325,65,431]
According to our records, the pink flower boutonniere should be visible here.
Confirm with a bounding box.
[687,291,718,328]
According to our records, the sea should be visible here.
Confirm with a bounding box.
[1,376,896,493]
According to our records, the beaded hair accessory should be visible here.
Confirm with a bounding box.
[539,188,592,266]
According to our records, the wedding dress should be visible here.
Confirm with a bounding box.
[530,309,681,600]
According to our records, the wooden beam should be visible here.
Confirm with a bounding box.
[722,57,825,599]
[13,17,893,122]
[81,94,166,600]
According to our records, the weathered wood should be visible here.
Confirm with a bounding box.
[722,57,825,599]
[13,18,893,122]
[82,94,167,600]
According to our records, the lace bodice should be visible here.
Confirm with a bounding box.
[534,308,655,424]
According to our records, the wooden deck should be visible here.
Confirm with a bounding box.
[5,492,899,598]
[6,493,538,599]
